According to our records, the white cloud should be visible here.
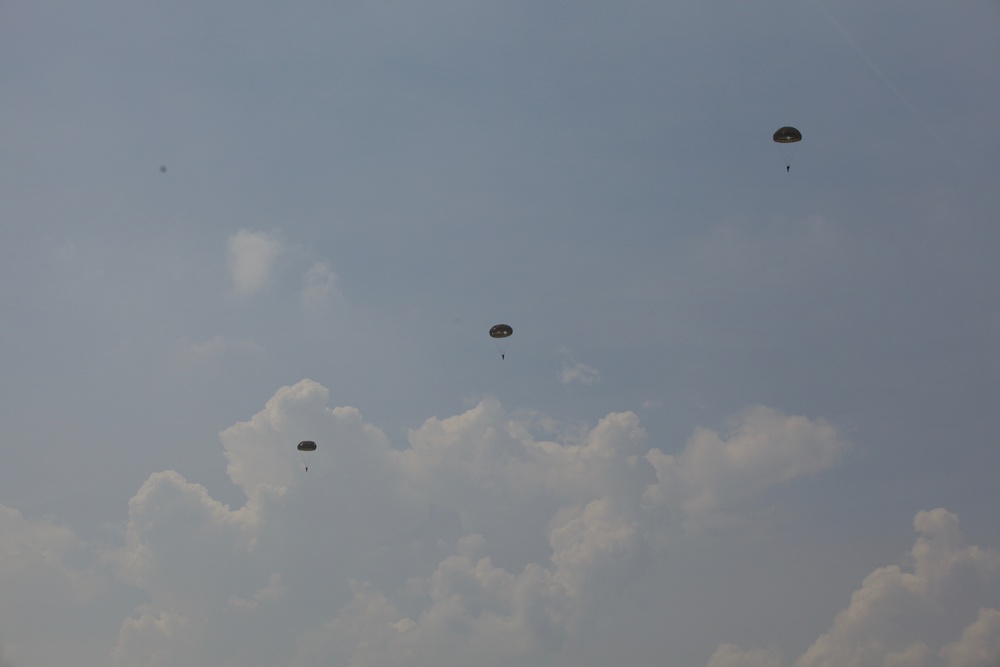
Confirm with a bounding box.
[300,261,341,309]
[301,552,569,667]
[218,379,407,518]
[228,573,287,611]
[558,357,600,387]
[643,405,850,524]
[715,508,1000,667]
[115,472,259,594]
[940,608,1000,667]
[227,229,284,297]
[112,606,194,667]
[97,382,862,666]
[707,644,783,667]
[0,504,106,666]
[38,379,1000,667]
[96,384,649,664]
[109,469,282,667]
[790,508,1000,667]
[0,504,101,607]
[5,381,997,667]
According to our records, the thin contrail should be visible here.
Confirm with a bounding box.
[812,0,969,171]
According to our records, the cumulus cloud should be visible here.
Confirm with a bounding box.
[228,572,287,611]
[715,508,1000,667]
[5,380,997,667]
[791,508,1000,667]
[643,405,849,524]
[300,261,341,309]
[0,504,101,607]
[558,354,600,387]
[227,229,284,297]
[300,551,570,667]
[0,504,106,666]
[96,381,864,666]
[109,469,288,667]
[0,379,869,666]
[707,644,783,667]
[939,608,1000,667]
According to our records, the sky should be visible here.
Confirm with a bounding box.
[2,0,1000,665]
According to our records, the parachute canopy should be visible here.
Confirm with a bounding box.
[297,441,317,452]
[489,324,513,339]
[773,126,802,143]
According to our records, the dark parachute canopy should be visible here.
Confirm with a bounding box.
[489,324,512,359]
[297,441,316,471]
[772,126,802,143]
[489,324,513,339]
[773,126,802,171]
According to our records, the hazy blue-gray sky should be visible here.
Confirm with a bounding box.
[2,1,1000,665]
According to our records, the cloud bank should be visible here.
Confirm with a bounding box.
[1,381,996,666]
[715,508,1000,667]
[106,379,852,666]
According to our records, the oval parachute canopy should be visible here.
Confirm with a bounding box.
[773,127,802,171]
[297,440,316,471]
[772,126,802,143]
[489,324,513,339]
[489,324,513,359]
